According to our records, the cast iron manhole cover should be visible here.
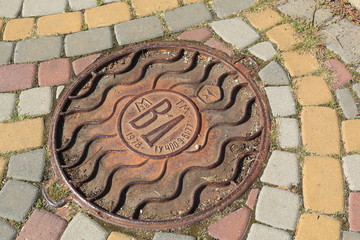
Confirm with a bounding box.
[49,41,270,229]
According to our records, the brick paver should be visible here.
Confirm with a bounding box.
[342,120,360,152]
[283,51,319,76]
[132,0,178,17]
[153,233,195,240]
[0,157,6,180]
[248,41,277,61]
[0,63,36,92]
[0,220,17,240]
[38,58,72,86]
[18,87,53,116]
[213,0,256,18]
[349,192,360,231]
[343,231,360,240]
[72,54,101,75]
[0,93,16,122]
[258,61,290,85]
[266,24,299,51]
[205,38,233,56]
[177,28,212,42]
[276,118,301,148]
[3,18,35,41]
[295,76,333,105]
[107,232,136,240]
[37,12,83,36]
[69,0,97,11]
[0,42,14,65]
[336,89,358,120]
[247,223,291,240]
[22,0,67,17]
[246,8,282,30]
[325,59,353,88]
[353,83,360,98]
[0,0,23,18]
[245,189,259,210]
[343,155,360,191]
[265,86,297,117]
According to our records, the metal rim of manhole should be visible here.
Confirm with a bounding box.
[48,41,271,230]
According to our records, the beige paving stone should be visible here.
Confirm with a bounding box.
[3,18,35,41]
[0,157,7,180]
[132,0,178,17]
[266,23,299,51]
[246,8,282,31]
[342,120,360,153]
[295,213,341,240]
[295,76,333,105]
[0,118,44,153]
[107,232,136,240]
[37,12,83,36]
[183,0,200,3]
[84,2,131,29]
[301,107,340,155]
[283,51,319,77]
[303,156,344,213]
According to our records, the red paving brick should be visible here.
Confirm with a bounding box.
[245,189,260,210]
[16,209,68,240]
[177,27,213,42]
[38,58,72,87]
[0,64,36,92]
[72,54,102,75]
[324,59,353,89]
[349,192,360,231]
[205,38,233,56]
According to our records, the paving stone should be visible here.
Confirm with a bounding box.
[255,186,300,230]
[213,0,256,18]
[342,120,360,152]
[14,36,63,63]
[245,188,259,210]
[336,88,358,119]
[247,223,291,240]
[56,86,65,99]
[22,0,67,17]
[165,3,212,33]
[17,209,68,240]
[283,51,319,76]
[276,118,301,149]
[72,54,102,75]
[248,41,277,61]
[343,231,360,240]
[177,28,212,42]
[295,76,333,105]
[38,58,72,87]
[266,24,299,51]
[114,16,163,46]
[37,12,83,36]
[349,192,360,231]
[3,18,34,41]
[132,0,178,17]
[153,232,195,240]
[0,63,36,92]
[0,220,17,240]
[84,2,131,29]
[325,59,353,88]
[7,149,45,182]
[60,213,108,240]
[0,0,23,18]
[303,156,344,213]
[0,93,16,122]
[246,8,282,30]
[65,27,113,57]
[264,86,296,117]
[258,61,290,86]
[19,87,53,116]
[353,83,360,98]
[343,155,360,191]
[183,0,200,3]
[205,38,233,56]
[107,232,136,240]
[69,0,97,11]
[0,42,14,66]
[349,0,360,10]
[0,157,6,180]
[295,213,341,240]
[0,179,38,221]
[211,18,260,50]
[260,150,299,187]
[301,107,340,155]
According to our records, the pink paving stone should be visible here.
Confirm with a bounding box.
[246,189,260,210]
[208,207,251,240]
[177,27,213,42]
[38,58,72,87]
[205,38,234,56]
[349,192,360,231]
[16,209,68,240]
[324,59,353,89]
[72,53,102,75]
[0,64,36,92]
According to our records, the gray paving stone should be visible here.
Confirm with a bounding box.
[211,19,260,50]
[22,0,67,17]
[0,0,23,18]
[56,85,65,99]
[69,0,97,10]
[353,83,360,98]
[0,219,17,240]
[14,37,62,63]
[248,41,277,61]
[60,213,108,240]
[276,118,301,148]
[261,150,299,187]
[0,93,16,122]
[18,87,53,116]
[65,27,113,57]
[115,16,163,45]
[343,155,360,191]
[255,186,300,230]
[265,86,296,117]
[336,88,358,119]
[213,0,256,18]
[153,232,195,240]
[247,223,291,240]
[343,231,360,240]
[7,149,45,182]
[258,61,290,86]
[0,42,14,66]
[164,3,212,33]
[0,180,38,221]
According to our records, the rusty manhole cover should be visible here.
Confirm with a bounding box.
[49,42,270,229]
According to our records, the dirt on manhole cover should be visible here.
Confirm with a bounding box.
[49,41,271,230]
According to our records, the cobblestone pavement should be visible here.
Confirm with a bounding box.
[0,0,360,239]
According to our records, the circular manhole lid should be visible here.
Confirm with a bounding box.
[49,41,271,229]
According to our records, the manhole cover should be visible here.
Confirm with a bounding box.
[49,41,270,229]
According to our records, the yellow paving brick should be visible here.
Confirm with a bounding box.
[37,12,83,36]
[107,232,136,240]
[342,120,360,152]
[183,0,200,3]
[246,8,282,31]
[301,107,340,155]
[283,51,319,77]
[85,2,131,29]
[0,157,7,180]
[303,156,344,213]
[0,118,44,153]
[132,0,178,17]
[295,76,333,105]
[3,18,35,41]
[266,24,299,51]
[295,213,341,240]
